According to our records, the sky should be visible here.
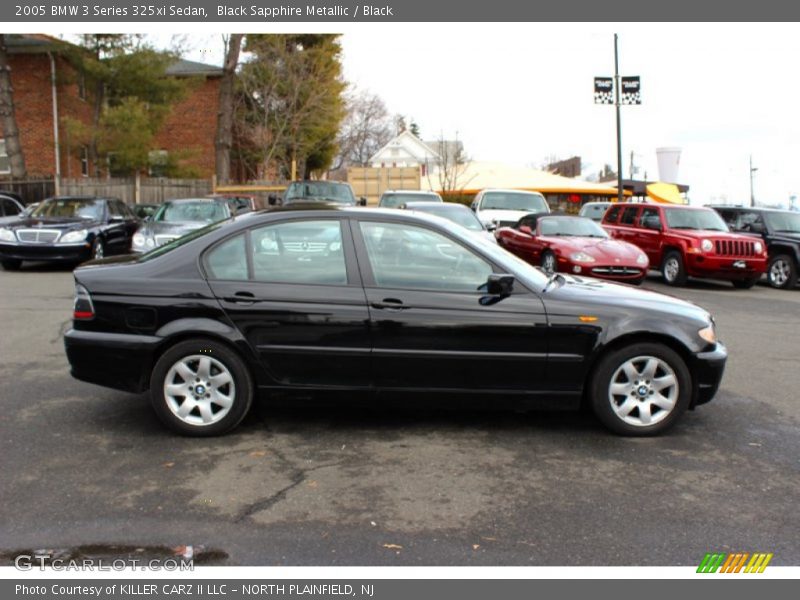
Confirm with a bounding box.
[135,24,800,206]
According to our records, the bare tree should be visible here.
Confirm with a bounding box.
[215,34,243,183]
[0,34,27,178]
[333,88,393,169]
[426,132,474,195]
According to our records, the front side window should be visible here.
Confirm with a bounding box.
[604,205,621,223]
[251,220,347,285]
[619,206,639,225]
[359,221,492,292]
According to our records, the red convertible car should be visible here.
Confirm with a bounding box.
[496,213,650,284]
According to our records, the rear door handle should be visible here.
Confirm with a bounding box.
[224,291,257,304]
[371,298,408,310]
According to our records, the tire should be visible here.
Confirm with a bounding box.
[541,250,557,274]
[732,278,759,289]
[767,254,797,289]
[590,342,691,436]
[150,338,253,436]
[661,251,687,286]
[91,238,105,260]
[1,259,22,271]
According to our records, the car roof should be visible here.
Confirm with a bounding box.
[402,201,462,208]
[480,188,545,195]
[164,197,227,204]
[382,190,439,195]
[708,205,792,213]
[43,196,116,202]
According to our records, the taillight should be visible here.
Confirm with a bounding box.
[73,283,95,320]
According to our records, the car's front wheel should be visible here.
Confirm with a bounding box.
[590,342,691,436]
[767,254,797,289]
[91,238,105,260]
[150,339,253,436]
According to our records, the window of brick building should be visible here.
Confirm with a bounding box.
[0,140,10,174]
[148,150,169,178]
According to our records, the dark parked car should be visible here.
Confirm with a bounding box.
[710,205,800,289]
[282,180,367,206]
[496,213,649,284]
[0,196,139,270]
[131,198,231,253]
[65,205,726,437]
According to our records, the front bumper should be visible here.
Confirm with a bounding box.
[690,342,727,407]
[559,257,646,282]
[685,254,767,280]
[64,328,161,393]
[0,241,92,262]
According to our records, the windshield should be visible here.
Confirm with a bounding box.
[380,193,441,208]
[31,198,104,221]
[154,201,229,224]
[664,208,728,232]
[764,211,800,233]
[285,182,356,204]
[410,204,483,231]
[482,192,548,212]
[539,217,609,238]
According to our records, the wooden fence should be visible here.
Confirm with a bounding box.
[60,176,213,204]
[347,167,422,205]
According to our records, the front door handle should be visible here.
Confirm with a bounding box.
[371,298,408,310]
[224,291,257,304]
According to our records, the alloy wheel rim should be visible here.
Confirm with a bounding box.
[94,241,104,259]
[164,355,235,426]
[770,259,789,286]
[543,254,555,273]
[608,355,679,427]
[664,258,679,281]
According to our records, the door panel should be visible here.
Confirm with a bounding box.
[355,220,547,391]
[206,220,371,388]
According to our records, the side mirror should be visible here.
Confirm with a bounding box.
[519,224,532,234]
[485,222,498,232]
[359,197,367,206]
[643,217,662,231]
[486,273,515,296]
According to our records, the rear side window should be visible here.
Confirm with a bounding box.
[604,205,621,223]
[620,206,639,225]
[206,234,248,281]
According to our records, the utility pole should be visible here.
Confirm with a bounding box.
[749,155,758,207]
[614,34,623,204]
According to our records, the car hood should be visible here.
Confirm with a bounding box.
[547,274,710,322]
[477,209,533,225]
[668,228,750,241]
[541,236,645,263]
[771,231,800,243]
[5,216,102,231]
[140,221,207,237]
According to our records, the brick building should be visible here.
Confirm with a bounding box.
[0,34,221,180]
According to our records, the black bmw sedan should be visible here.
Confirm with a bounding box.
[64,206,727,437]
[0,196,139,270]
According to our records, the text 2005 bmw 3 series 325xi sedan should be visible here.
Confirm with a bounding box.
[64,205,727,437]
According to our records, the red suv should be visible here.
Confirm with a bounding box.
[602,203,767,288]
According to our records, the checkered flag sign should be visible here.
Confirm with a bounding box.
[621,76,641,105]
[594,77,613,104]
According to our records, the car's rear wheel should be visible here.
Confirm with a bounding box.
[661,251,687,286]
[767,254,797,289]
[732,278,759,289]
[150,339,253,436]
[1,259,22,271]
[590,342,691,436]
[541,250,557,274]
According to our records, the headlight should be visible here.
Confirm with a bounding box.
[59,229,87,243]
[636,253,648,265]
[133,233,155,249]
[754,241,764,254]
[570,252,596,263]
[701,239,713,252]
[698,324,717,344]
[0,228,15,242]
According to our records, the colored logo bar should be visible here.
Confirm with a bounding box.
[697,552,773,573]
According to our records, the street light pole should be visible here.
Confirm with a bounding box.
[614,34,623,204]
[749,155,758,207]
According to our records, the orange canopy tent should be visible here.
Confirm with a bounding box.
[646,182,685,204]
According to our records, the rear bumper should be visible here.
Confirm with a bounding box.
[0,242,91,262]
[64,328,160,393]
[690,342,727,407]
[686,255,767,280]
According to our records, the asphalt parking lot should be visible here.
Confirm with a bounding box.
[0,264,798,566]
